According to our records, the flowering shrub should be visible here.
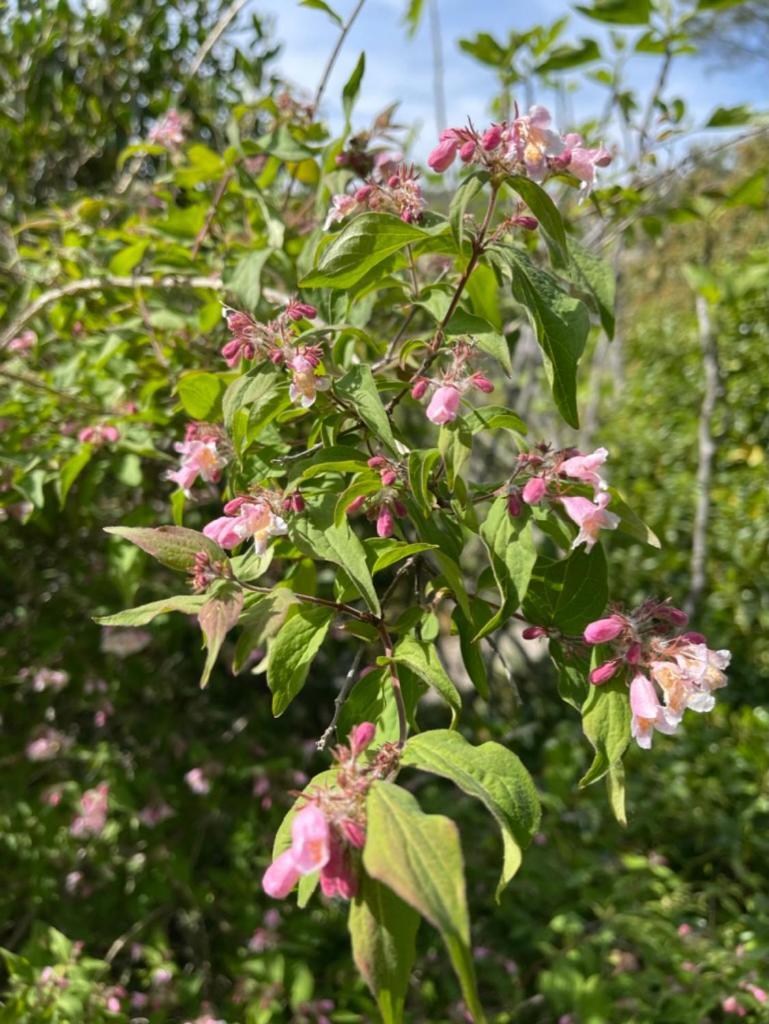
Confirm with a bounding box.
[71,89,735,1017]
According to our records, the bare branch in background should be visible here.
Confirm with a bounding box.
[428,0,447,135]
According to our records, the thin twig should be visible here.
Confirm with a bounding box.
[312,0,367,114]
[1,274,223,351]
[188,0,250,79]
[191,169,235,257]
[234,578,375,623]
[317,646,365,750]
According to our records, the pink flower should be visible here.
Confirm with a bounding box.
[590,659,619,685]
[31,668,69,692]
[559,447,609,497]
[721,996,747,1017]
[290,804,331,873]
[560,492,620,551]
[629,674,678,749]
[427,131,461,172]
[204,499,287,553]
[138,802,175,827]
[522,477,547,505]
[745,984,768,1005]
[8,329,36,354]
[70,783,109,837]
[376,506,394,538]
[202,515,244,549]
[584,615,625,645]
[167,439,223,496]
[284,300,317,321]
[185,767,210,795]
[26,729,70,762]
[319,833,357,900]
[470,372,494,394]
[411,377,429,400]
[522,626,548,640]
[349,722,376,755]
[565,144,612,192]
[324,193,358,229]
[482,124,503,150]
[148,109,188,148]
[650,642,730,722]
[426,385,461,425]
[262,850,301,899]
[288,364,330,408]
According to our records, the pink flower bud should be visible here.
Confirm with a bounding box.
[291,804,331,873]
[346,495,367,515]
[522,477,547,505]
[380,468,397,486]
[349,721,376,755]
[223,496,249,515]
[387,174,400,187]
[459,140,476,162]
[78,427,96,443]
[590,659,619,685]
[268,349,284,364]
[291,493,305,513]
[625,641,642,664]
[583,615,625,645]
[522,626,548,640]
[101,426,120,443]
[681,631,706,645]
[482,124,503,150]
[425,384,461,425]
[511,215,539,231]
[507,492,523,517]
[262,850,301,899]
[376,506,394,538]
[427,138,458,173]
[367,456,387,468]
[471,373,494,394]
[654,605,689,626]
[392,499,407,518]
[355,184,373,202]
[410,377,429,400]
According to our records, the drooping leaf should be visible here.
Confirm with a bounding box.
[222,364,282,432]
[290,495,381,615]
[104,526,225,573]
[342,52,366,123]
[499,245,590,428]
[198,584,244,687]
[523,544,609,636]
[300,0,343,26]
[548,639,590,711]
[536,37,601,73]
[401,730,541,898]
[177,371,226,420]
[580,674,631,787]
[301,213,427,289]
[225,249,272,309]
[505,176,568,267]
[407,448,440,514]
[94,594,207,627]
[390,634,461,719]
[576,0,651,23]
[57,445,93,506]
[363,783,485,1023]
[267,604,336,715]
[438,418,472,489]
[335,364,399,454]
[349,874,420,1024]
[475,498,537,640]
[567,237,616,338]
[449,171,488,251]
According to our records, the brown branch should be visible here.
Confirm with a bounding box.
[188,0,250,78]
[234,578,375,624]
[1,274,223,351]
[317,646,365,751]
[312,0,367,114]
[191,169,235,257]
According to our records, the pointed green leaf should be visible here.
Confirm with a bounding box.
[391,635,461,718]
[301,213,427,289]
[198,585,244,688]
[342,52,366,122]
[523,544,608,635]
[95,594,207,627]
[177,371,226,420]
[505,175,568,267]
[580,673,631,787]
[567,237,616,338]
[335,364,399,454]
[363,783,485,1023]
[267,604,336,715]
[475,498,537,639]
[104,525,225,573]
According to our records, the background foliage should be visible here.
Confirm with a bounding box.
[1,0,767,1021]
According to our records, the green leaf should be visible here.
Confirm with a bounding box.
[104,526,226,573]
[254,124,315,162]
[607,762,627,826]
[567,237,616,338]
[391,635,461,718]
[108,240,148,276]
[368,539,437,575]
[453,602,490,699]
[232,589,296,673]
[500,245,590,428]
[222,365,282,433]
[449,171,487,251]
[523,545,608,636]
[438,418,472,489]
[401,730,541,899]
[349,874,420,1024]
[94,594,207,627]
[548,639,590,711]
[300,0,342,25]
[706,105,754,128]
[301,213,427,289]
[225,249,272,309]
[475,498,537,640]
[342,52,366,123]
[337,665,425,745]
[505,176,568,267]
[57,445,93,506]
[267,604,336,715]
[607,486,661,547]
[576,0,650,24]
[408,449,440,514]
[198,585,244,687]
[290,495,381,615]
[335,364,399,454]
[177,371,226,419]
[296,445,371,481]
[474,331,512,374]
[536,38,601,73]
[580,675,631,787]
[363,783,485,1023]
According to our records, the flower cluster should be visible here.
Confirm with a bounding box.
[148,108,189,149]
[77,424,120,446]
[7,329,36,354]
[428,105,611,192]
[505,445,619,551]
[347,456,409,538]
[411,342,494,425]
[220,301,330,408]
[167,422,228,495]
[325,161,425,229]
[70,783,109,838]
[203,492,288,553]
[583,600,731,748]
[263,723,397,902]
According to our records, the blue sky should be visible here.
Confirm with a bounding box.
[253,0,766,159]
